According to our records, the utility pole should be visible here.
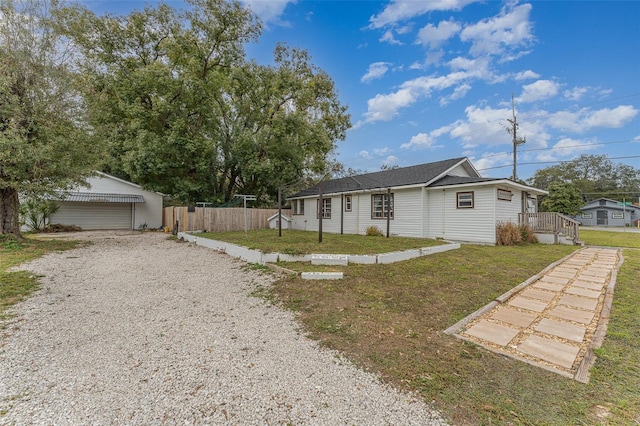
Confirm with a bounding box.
[507,94,526,181]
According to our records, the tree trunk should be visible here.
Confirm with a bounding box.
[0,187,22,238]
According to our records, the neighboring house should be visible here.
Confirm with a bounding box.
[49,172,163,230]
[574,198,640,227]
[267,212,292,230]
[287,157,546,245]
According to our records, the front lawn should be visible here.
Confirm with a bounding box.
[264,242,640,424]
[199,229,444,255]
[579,229,640,248]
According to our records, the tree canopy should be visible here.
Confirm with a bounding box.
[528,154,640,204]
[58,0,351,205]
[0,0,103,236]
[540,182,584,216]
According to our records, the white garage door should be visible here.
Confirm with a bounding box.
[51,202,132,230]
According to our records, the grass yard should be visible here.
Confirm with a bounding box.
[200,229,444,255]
[579,229,640,248]
[262,233,640,424]
[0,235,80,320]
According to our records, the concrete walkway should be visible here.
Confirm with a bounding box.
[446,247,621,382]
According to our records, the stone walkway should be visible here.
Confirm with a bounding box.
[445,247,621,382]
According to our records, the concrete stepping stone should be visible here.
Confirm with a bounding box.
[549,305,596,325]
[548,270,577,279]
[576,274,605,284]
[490,307,538,328]
[464,320,520,346]
[535,318,586,343]
[532,281,565,292]
[565,286,601,299]
[559,294,599,311]
[517,335,580,369]
[539,276,570,286]
[508,295,548,312]
[572,280,604,291]
[520,287,556,302]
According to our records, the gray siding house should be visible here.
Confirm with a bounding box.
[287,157,546,245]
[575,198,640,227]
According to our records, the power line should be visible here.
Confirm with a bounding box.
[477,155,640,171]
[478,138,637,160]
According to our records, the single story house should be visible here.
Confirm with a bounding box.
[287,157,546,245]
[267,212,293,230]
[574,198,640,227]
[49,172,163,230]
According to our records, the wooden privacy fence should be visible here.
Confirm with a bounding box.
[163,207,280,233]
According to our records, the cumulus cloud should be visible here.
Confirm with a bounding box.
[416,19,461,49]
[516,79,560,103]
[460,3,534,58]
[439,83,472,105]
[546,105,638,133]
[241,0,296,26]
[563,86,589,101]
[359,150,373,160]
[514,70,540,80]
[369,0,478,28]
[536,138,597,162]
[473,152,511,175]
[401,132,436,149]
[382,155,399,166]
[380,29,403,45]
[361,62,391,83]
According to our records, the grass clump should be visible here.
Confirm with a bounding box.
[1,235,80,319]
[365,225,384,237]
[496,221,537,245]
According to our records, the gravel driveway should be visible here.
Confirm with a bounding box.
[1,231,446,425]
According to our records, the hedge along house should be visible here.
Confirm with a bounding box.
[575,198,640,227]
[287,157,546,245]
[48,172,163,230]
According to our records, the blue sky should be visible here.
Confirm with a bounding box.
[84,0,640,181]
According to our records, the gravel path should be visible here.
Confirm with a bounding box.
[1,231,446,425]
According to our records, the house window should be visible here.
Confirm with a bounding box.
[317,198,331,219]
[497,189,512,201]
[344,195,352,212]
[457,191,474,209]
[371,193,394,219]
[292,199,304,215]
[581,213,593,219]
[612,212,624,219]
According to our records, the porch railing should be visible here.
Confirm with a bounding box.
[519,212,580,244]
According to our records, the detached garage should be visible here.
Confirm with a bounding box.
[49,172,163,230]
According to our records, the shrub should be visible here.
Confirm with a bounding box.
[365,225,383,236]
[519,223,538,244]
[496,222,522,246]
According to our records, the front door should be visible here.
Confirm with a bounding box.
[597,210,607,225]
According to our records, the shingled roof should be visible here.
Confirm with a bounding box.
[291,157,469,198]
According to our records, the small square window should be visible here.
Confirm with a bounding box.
[371,193,394,219]
[457,191,474,209]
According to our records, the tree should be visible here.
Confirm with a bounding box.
[59,1,350,205]
[541,182,584,215]
[529,154,640,202]
[0,0,103,237]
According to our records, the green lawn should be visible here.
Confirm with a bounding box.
[259,234,640,424]
[199,229,444,255]
[0,235,80,319]
[579,229,640,248]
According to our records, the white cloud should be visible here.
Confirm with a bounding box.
[473,152,511,176]
[563,86,589,101]
[380,29,402,45]
[546,105,639,133]
[359,150,372,160]
[416,19,461,49]
[382,155,399,166]
[460,3,534,58]
[516,79,560,103]
[361,62,391,83]
[240,0,296,26]
[362,71,471,123]
[401,132,436,149]
[370,0,478,28]
[374,147,391,156]
[536,138,597,162]
[514,70,540,80]
[439,83,471,106]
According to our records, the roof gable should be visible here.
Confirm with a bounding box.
[292,157,472,198]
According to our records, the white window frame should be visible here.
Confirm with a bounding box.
[344,195,352,212]
[581,212,593,219]
[292,199,304,215]
[317,198,331,219]
[612,212,624,219]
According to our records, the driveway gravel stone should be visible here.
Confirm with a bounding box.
[0,231,445,425]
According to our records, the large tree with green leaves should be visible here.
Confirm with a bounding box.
[59,0,350,205]
[0,0,103,237]
[528,154,640,203]
[541,182,584,215]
